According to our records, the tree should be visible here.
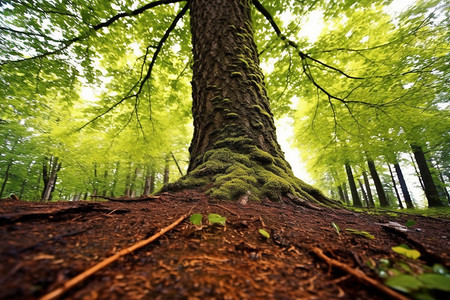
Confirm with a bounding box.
[1,0,447,205]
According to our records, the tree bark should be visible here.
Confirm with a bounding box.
[362,171,375,208]
[393,162,414,209]
[411,144,443,207]
[367,159,389,207]
[345,164,362,207]
[165,0,333,205]
[388,164,403,209]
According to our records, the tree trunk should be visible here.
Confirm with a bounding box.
[411,144,443,207]
[111,161,120,197]
[409,153,425,191]
[345,164,362,207]
[367,159,389,207]
[362,171,375,208]
[163,155,170,185]
[342,182,350,205]
[0,160,13,199]
[388,164,403,209]
[337,185,346,204]
[358,179,369,208]
[166,0,333,205]
[42,157,61,201]
[394,162,414,209]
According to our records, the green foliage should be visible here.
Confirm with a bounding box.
[258,228,270,239]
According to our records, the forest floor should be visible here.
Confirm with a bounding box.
[0,190,449,300]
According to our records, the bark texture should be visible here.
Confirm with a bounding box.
[165,0,333,204]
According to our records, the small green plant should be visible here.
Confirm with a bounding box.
[392,244,421,260]
[189,213,203,226]
[258,229,270,239]
[369,247,450,299]
[331,222,340,235]
[207,213,227,226]
[405,219,417,228]
[345,228,375,239]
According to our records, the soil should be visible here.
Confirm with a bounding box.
[0,190,449,300]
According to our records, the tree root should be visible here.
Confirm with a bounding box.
[40,208,194,300]
[311,247,409,300]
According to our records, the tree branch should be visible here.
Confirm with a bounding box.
[251,0,364,80]
[1,0,186,65]
[77,3,189,131]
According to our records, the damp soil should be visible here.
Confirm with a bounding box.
[0,190,449,300]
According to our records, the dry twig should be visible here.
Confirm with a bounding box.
[40,209,193,300]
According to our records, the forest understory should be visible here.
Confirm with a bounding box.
[1,190,449,300]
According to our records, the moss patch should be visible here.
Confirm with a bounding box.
[163,137,334,206]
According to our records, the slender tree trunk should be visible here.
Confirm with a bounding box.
[42,157,61,201]
[144,165,152,195]
[409,153,425,191]
[411,144,443,207]
[0,160,13,199]
[345,164,362,207]
[367,159,389,207]
[358,179,369,208]
[362,171,375,208]
[435,165,450,204]
[342,182,350,205]
[388,164,403,209]
[150,169,156,194]
[111,161,120,197]
[337,185,346,204]
[41,159,49,199]
[164,155,170,185]
[164,0,333,204]
[394,162,414,208]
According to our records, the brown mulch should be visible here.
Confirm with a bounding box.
[0,190,449,300]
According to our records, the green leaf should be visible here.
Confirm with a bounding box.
[259,229,270,239]
[418,273,450,292]
[405,220,417,228]
[392,245,421,259]
[345,229,375,239]
[385,274,423,293]
[189,213,203,226]
[207,213,226,226]
[331,222,340,235]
